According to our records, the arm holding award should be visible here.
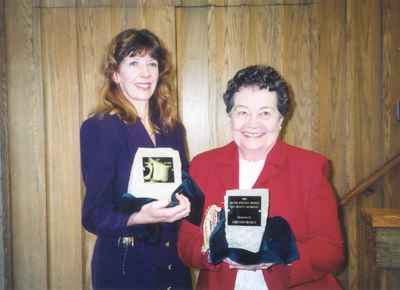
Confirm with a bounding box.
[178,65,344,290]
[80,29,193,290]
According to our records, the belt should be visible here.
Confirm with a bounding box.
[118,236,135,248]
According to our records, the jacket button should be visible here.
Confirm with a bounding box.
[168,264,172,271]
[167,287,172,290]
[165,241,170,247]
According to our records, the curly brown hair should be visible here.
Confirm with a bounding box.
[93,28,177,133]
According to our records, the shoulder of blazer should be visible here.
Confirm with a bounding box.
[286,142,326,159]
[282,142,329,172]
[80,114,127,145]
[191,142,236,166]
[81,113,124,131]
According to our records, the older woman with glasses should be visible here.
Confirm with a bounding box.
[178,65,344,290]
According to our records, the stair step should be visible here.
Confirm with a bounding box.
[362,208,400,269]
[361,208,400,228]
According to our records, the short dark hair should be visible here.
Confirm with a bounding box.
[223,65,291,116]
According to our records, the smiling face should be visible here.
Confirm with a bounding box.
[113,53,159,109]
[230,86,283,161]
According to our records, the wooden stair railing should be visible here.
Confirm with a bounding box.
[340,153,400,206]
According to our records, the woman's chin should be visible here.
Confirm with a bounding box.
[238,146,268,161]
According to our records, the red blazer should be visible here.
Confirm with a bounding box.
[178,140,344,290]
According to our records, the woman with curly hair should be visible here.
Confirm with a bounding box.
[80,28,192,290]
[178,65,344,290]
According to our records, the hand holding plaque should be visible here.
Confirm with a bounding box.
[115,147,204,228]
[206,188,299,266]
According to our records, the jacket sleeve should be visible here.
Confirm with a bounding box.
[178,156,220,270]
[174,122,189,172]
[80,118,131,236]
[288,158,344,286]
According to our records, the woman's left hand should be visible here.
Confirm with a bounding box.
[164,193,191,222]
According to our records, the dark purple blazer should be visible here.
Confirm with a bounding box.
[80,114,192,290]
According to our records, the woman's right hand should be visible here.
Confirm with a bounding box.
[126,194,191,226]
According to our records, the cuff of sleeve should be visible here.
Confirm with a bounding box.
[288,242,319,287]
[201,253,222,271]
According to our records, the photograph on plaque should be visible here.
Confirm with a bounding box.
[127,147,182,200]
[142,157,175,183]
[224,189,269,253]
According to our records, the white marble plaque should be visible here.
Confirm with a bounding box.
[127,147,182,200]
[224,188,269,253]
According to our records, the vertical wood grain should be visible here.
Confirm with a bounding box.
[0,0,12,288]
[382,0,400,288]
[249,5,284,75]
[6,1,48,289]
[358,0,384,285]
[281,5,315,150]
[314,0,348,286]
[4,2,400,290]
[176,7,210,159]
[316,0,347,196]
[207,6,227,147]
[383,0,400,209]
[355,0,383,185]
[141,5,177,82]
[346,1,363,288]
[77,7,113,290]
[109,8,128,36]
[208,6,254,148]
[345,0,361,287]
[345,1,384,289]
[41,8,83,290]
[39,0,77,7]
[77,0,112,6]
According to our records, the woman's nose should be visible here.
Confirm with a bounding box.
[139,64,151,77]
[248,113,259,126]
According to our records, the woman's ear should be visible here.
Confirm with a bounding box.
[112,72,120,84]
[279,115,284,129]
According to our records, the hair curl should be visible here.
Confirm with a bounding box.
[223,65,291,117]
[93,28,177,133]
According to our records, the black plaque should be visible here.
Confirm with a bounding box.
[227,196,261,226]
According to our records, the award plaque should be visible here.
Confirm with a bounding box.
[127,147,182,200]
[224,189,269,253]
[227,195,262,226]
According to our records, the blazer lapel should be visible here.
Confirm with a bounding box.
[212,140,287,191]
[125,119,155,153]
[253,140,287,188]
[215,142,239,191]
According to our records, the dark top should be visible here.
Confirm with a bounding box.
[80,114,192,290]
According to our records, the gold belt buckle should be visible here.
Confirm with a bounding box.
[118,236,135,248]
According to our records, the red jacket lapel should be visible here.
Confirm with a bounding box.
[254,140,287,188]
[214,142,239,191]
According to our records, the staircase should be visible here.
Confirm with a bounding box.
[340,153,400,290]
[360,208,400,290]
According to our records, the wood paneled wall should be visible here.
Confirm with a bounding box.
[0,0,12,289]
[3,1,400,290]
